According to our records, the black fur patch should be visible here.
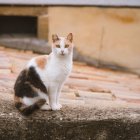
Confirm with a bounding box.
[15,102,22,109]
[14,66,47,98]
[27,67,47,93]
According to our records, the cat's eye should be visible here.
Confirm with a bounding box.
[65,44,69,48]
[56,45,60,48]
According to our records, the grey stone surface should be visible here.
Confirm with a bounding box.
[0,100,140,140]
[0,38,51,54]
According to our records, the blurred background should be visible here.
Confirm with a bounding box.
[0,0,140,74]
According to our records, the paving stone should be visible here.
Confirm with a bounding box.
[0,46,5,50]
[76,90,113,101]
[0,74,17,80]
[0,69,11,74]
[60,91,76,100]
[60,98,85,105]
[0,46,140,108]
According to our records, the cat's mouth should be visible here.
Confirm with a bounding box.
[60,52,65,56]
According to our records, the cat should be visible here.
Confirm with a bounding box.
[14,33,74,116]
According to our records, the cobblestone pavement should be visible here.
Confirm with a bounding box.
[0,46,140,110]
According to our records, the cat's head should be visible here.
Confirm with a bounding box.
[52,33,74,56]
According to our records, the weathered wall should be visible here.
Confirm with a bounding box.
[0,6,140,74]
[48,7,140,74]
[0,6,48,16]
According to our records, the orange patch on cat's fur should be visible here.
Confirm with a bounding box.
[36,56,47,69]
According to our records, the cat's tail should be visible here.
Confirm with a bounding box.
[14,96,46,116]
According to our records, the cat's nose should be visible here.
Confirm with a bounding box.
[61,50,64,54]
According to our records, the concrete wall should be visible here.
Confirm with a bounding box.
[48,7,140,74]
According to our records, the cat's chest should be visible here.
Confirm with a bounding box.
[38,60,72,83]
[47,61,72,80]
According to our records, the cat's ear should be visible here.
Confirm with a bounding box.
[67,33,73,42]
[52,34,59,42]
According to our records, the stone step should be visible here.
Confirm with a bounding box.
[0,95,140,140]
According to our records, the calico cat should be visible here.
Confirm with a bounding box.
[14,33,74,115]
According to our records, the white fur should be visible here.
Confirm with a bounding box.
[24,37,73,110]
[23,96,39,106]
[40,104,51,110]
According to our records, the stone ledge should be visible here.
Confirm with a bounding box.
[0,38,51,54]
[0,89,140,140]
[0,87,140,140]
[0,93,140,140]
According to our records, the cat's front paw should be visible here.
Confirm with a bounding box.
[51,104,61,111]
[40,104,51,111]
[57,103,62,109]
